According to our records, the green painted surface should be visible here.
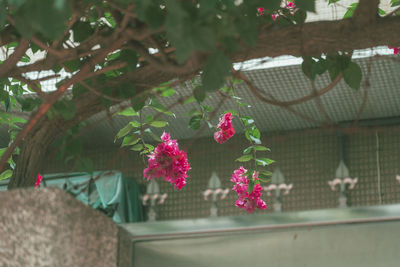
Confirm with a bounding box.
[121,204,400,267]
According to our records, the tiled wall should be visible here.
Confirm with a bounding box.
[43,127,400,221]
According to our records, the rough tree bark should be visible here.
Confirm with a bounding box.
[7,93,105,188]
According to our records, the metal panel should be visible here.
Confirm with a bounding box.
[120,205,400,267]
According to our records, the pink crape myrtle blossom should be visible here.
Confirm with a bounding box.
[388,46,400,55]
[286,1,296,9]
[144,132,191,190]
[259,1,296,21]
[35,174,43,188]
[231,167,267,214]
[214,112,235,144]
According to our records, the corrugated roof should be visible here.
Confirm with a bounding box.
[1,53,399,148]
[78,53,400,147]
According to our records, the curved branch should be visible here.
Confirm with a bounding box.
[13,75,47,98]
[0,38,29,77]
[233,70,328,125]
[0,37,127,174]
[234,70,343,107]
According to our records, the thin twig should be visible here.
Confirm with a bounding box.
[0,38,29,77]
[311,81,332,123]
[31,36,66,58]
[352,56,373,127]
[14,75,47,98]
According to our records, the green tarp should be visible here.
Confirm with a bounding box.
[0,171,144,223]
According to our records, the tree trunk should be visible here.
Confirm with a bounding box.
[7,93,105,189]
[7,122,58,188]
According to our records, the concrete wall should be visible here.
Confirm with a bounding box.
[0,188,118,266]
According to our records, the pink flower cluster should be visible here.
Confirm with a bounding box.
[388,46,400,55]
[35,174,43,188]
[231,166,267,214]
[214,113,235,144]
[258,1,296,21]
[144,132,190,190]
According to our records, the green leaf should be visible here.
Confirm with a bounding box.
[121,134,140,147]
[14,0,72,39]
[326,55,341,81]
[311,59,327,76]
[129,120,141,128]
[258,177,271,183]
[150,121,168,127]
[117,108,139,117]
[301,57,314,80]
[10,116,26,124]
[160,88,175,97]
[343,62,362,90]
[146,131,162,142]
[295,0,316,12]
[250,126,260,138]
[165,1,215,62]
[201,51,232,91]
[201,104,213,113]
[250,135,261,144]
[254,145,270,152]
[148,98,175,116]
[116,123,133,139]
[0,169,12,181]
[256,158,275,166]
[7,0,25,9]
[338,55,351,70]
[245,127,261,144]
[193,86,206,102]
[17,97,42,112]
[260,170,273,176]
[240,116,254,126]
[131,95,148,112]
[243,146,253,155]
[131,144,144,151]
[184,96,196,105]
[0,147,6,158]
[236,154,253,162]
[144,144,154,151]
[392,0,400,7]
[20,54,30,63]
[235,11,258,46]
[189,115,202,130]
[248,179,255,194]
[145,114,154,123]
[64,59,81,73]
[120,49,139,71]
[224,109,238,116]
[72,21,94,43]
[343,3,358,18]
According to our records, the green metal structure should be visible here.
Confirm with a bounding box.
[120,204,400,267]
